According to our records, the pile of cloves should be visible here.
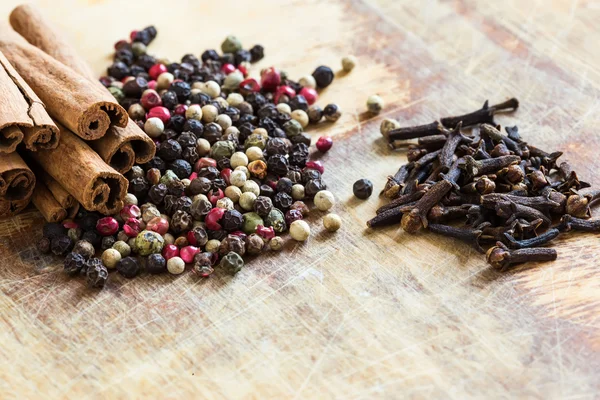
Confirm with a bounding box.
[370,98,600,271]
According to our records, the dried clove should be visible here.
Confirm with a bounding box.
[486,242,557,271]
[504,228,561,249]
[428,223,489,253]
[385,121,443,142]
[441,98,519,129]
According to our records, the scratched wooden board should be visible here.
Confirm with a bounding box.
[0,0,599,398]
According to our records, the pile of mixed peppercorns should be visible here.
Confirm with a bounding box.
[37,27,349,288]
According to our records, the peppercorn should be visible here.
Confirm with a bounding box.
[112,240,132,257]
[276,177,293,194]
[323,104,341,122]
[242,212,264,234]
[216,197,234,210]
[167,256,186,275]
[170,80,191,102]
[245,234,264,255]
[273,192,293,211]
[265,154,289,176]
[171,210,192,233]
[51,235,73,256]
[144,117,164,138]
[174,236,189,248]
[201,105,219,123]
[253,196,273,217]
[201,49,219,62]
[101,236,116,251]
[209,141,235,161]
[312,66,334,89]
[129,177,150,200]
[288,95,309,112]
[117,256,141,278]
[203,122,222,143]
[290,132,311,147]
[219,234,246,256]
[169,159,192,179]
[64,252,86,276]
[341,55,357,72]
[283,120,303,138]
[290,220,311,241]
[244,133,267,150]
[128,103,145,120]
[107,61,130,79]
[248,44,264,62]
[285,209,303,226]
[291,184,305,200]
[146,183,167,205]
[174,196,192,214]
[245,147,263,163]
[305,179,327,198]
[260,184,275,198]
[67,227,82,242]
[287,170,302,184]
[242,180,260,196]
[269,236,284,251]
[323,213,342,232]
[101,248,122,269]
[291,110,309,128]
[197,166,220,180]
[220,251,244,275]
[82,230,102,248]
[353,178,373,199]
[218,209,242,231]
[135,230,165,256]
[302,168,321,183]
[146,254,166,274]
[186,177,210,196]
[158,139,182,161]
[221,35,242,54]
[37,237,51,254]
[190,198,212,220]
[314,190,335,211]
[43,222,67,239]
[366,95,384,114]
[265,209,286,233]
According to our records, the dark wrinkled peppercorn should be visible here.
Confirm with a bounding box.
[161,90,179,110]
[353,179,374,199]
[170,80,191,102]
[148,183,168,204]
[276,177,293,194]
[291,133,311,147]
[249,44,265,62]
[190,226,208,247]
[167,114,186,133]
[220,251,244,275]
[158,139,182,161]
[265,138,288,156]
[273,192,293,210]
[190,198,212,220]
[188,177,212,195]
[163,195,178,215]
[101,236,116,250]
[260,184,275,198]
[286,170,302,184]
[51,235,73,255]
[208,229,228,241]
[169,159,192,179]
[123,77,148,97]
[219,234,246,256]
[86,259,108,288]
[117,257,140,278]
[174,196,193,214]
[267,154,289,176]
[143,156,167,173]
[171,210,192,233]
[302,168,321,183]
[82,230,102,248]
[43,222,67,239]
[305,179,327,198]
[308,105,323,123]
[289,95,309,112]
[312,66,334,89]
[201,49,220,62]
[198,166,220,180]
[129,177,150,200]
[254,196,273,217]
[177,132,197,148]
[182,146,200,164]
[64,252,86,275]
[147,254,167,274]
[107,61,130,79]
[73,240,95,259]
[285,209,303,226]
[222,209,244,231]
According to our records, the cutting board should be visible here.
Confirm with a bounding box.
[0,0,599,398]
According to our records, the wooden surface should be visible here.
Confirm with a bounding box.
[1,0,599,398]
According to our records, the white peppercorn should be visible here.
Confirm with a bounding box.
[226,93,244,107]
[205,239,221,253]
[196,138,211,156]
[291,184,305,200]
[225,126,240,137]
[201,104,218,123]
[341,55,357,72]
[246,146,264,162]
[290,220,311,241]
[216,197,234,210]
[181,178,191,188]
[298,75,317,89]
[163,233,175,245]
[235,166,250,179]
[185,104,203,121]
[380,118,401,137]
[167,256,186,275]
[128,103,145,120]
[239,192,257,211]
[102,248,122,269]
[269,236,284,251]
[202,80,221,98]
[323,213,342,232]
[124,193,138,206]
[144,117,164,138]
[253,128,269,139]
[192,194,209,203]
[224,185,242,202]
[216,114,232,130]
[291,110,309,128]
[314,190,335,211]
[230,170,247,187]
[242,180,260,196]
[366,95,384,114]
[156,72,174,90]
[230,152,248,168]
[276,103,291,115]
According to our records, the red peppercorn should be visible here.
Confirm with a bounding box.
[261,67,281,92]
[220,168,232,185]
[96,217,119,236]
[205,208,226,231]
[208,188,224,205]
[194,157,217,171]
[229,231,247,241]
[63,220,79,229]
[162,244,179,261]
[299,87,318,105]
[123,218,142,238]
[237,64,248,77]
[316,136,333,153]
[256,225,275,240]
[147,217,169,235]
[180,246,200,264]
[148,80,157,90]
[146,106,170,123]
[149,63,168,80]
[121,76,134,84]
[99,76,113,87]
[305,160,325,174]
[120,204,141,221]
[174,104,188,116]
[140,89,162,110]
[274,85,296,104]
[187,230,197,246]
[221,63,236,75]
[239,78,260,94]
[189,172,198,181]
[129,30,138,41]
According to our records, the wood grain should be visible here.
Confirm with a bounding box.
[0,0,599,398]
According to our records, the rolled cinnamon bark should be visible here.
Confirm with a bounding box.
[31,181,67,223]
[29,122,128,215]
[0,50,58,153]
[10,5,156,172]
[39,170,80,219]
[0,152,35,218]
[0,23,128,141]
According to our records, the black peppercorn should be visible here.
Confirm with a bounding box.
[167,114,186,132]
[254,196,273,217]
[174,196,193,214]
[190,226,208,247]
[107,61,130,79]
[177,132,198,148]
[182,53,201,67]
[259,117,278,134]
[267,154,289,176]
[148,183,168,204]
[158,139,182,161]
[114,48,133,65]
[64,252,86,276]
[353,179,374,199]
[208,229,228,241]
[288,95,309,112]
[143,156,167,173]
[323,104,341,122]
[273,192,293,210]
[162,129,179,141]
[183,119,204,136]
[169,159,192,179]
[305,179,327,198]
[220,53,235,65]
[308,105,323,123]
[129,177,150,200]
[170,81,191,102]
[122,77,148,97]
[171,210,192,233]
[203,123,223,144]
[223,106,240,122]
[51,235,73,255]
[190,198,212,220]
[43,222,67,239]
[260,184,275,198]
[163,195,178,215]
[249,44,265,62]
[182,146,200,164]
[234,49,252,66]
[302,168,321,184]
[117,257,141,279]
[222,209,244,231]
[290,133,311,146]
[236,102,254,116]
[286,170,302,184]
[197,166,220,180]
[271,127,287,138]
[82,230,102,248]
[147,254,167,274]
[212,178,227,192]
[86,259,108,288]
[188,177,212,195]
[312,66,334,89]
[276,177,293,194]
[161,90,179,110]
[257,104,278,119]
[219,235,246,256]
[37,237,51,254]
[189,91,211,107]
[101,236,116,250]
[201,49,220,62]
[135,54,157,70]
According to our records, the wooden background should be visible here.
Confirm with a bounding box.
[1,0,599,398]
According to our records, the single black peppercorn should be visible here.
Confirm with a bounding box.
[162,129,179,141]
[135,54,157,70]
[222,209,244,231]
[170,81,191,102]
[188,177,212,195]
[86,259,108,288]
[190,198,212,220]
[212,178,227,192]
[267,154,289,176]
[182,119,204,136]
[163,195,178,215]
[276,177,293,194]
[122,77,148,97]
[82,230,102,248]
[161,90,179,110]
[312,66,334,89]
[290,133,311,147]
[114,48,133,65]
[167,114,187,132]
[273,192,293,210]
[260,184,275,198]
[189,91,211,107]
[288,95,309,112]
[147,254,167,274]
[148,183,168,205]
[201,49,220,62]
[177,132,198,148]
[254,196,273,217]
[305,179,327,198]
[43,222,67,239]
[217,158,231,171]
[129,177,150,200]
[101,236,116,250]
[169,159,192,179]
[174,196,193,214]
[234,49,252,66]
[198,166,220,180]
[171,210,192,233]
[353,179,374,199]
[208,229,228,241]
[117,257,141,279]
[182,146,200,164]
[107,61,130,79]
[143,156,167,173]
[158,139,182,161]
[323,104,341,122]
[64,252,86,276]
[301,168,321,183]
[189,226,209,247]
[249,44,265,62]
[51,235,73,256]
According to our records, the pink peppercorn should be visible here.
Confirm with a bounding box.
[261,67,281,91]
[256,225,275,240]
[120,204,141,221]
[194,157,217,171]
[148,63,168,80]
[305,160,325,174]
[189,172,198,181]
[274,85,296,104]
[147,80,157,90]
[146,106,170,123]
[237,64,248,77]
[147,217,169,235]
[162,244,179,261]
[129,30,138,41]
[180,246,200,264]
[205,208,226,231]
[63,220,79,230]
[299,87,318,105]
[140,89,162,110]
[220,168,232,185]
[123,218,142,238]
[316,136,333,153]
[187,230,197,246]
[239,78,261,94]
[174,104,188,116]
[208,188,224,205]
[221,63,236,75]
[96,217,119,236]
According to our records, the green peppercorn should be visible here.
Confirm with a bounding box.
[244,133,267,150]
[112,240,132,257]
[220,251,244,275]
[108,86,124,102]
[67,227,83,243]
[210,140,236,160]
[242,212,264,234]
[134,230,165,256]
[265,208,287,233]
[283,120,303,137]
[159,170,180,186]
[221,35,243,54]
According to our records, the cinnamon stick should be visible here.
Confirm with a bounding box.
[0,50,58,152]
[10,5,156,172]
[0,152,35,218]
[0,23,128,141]
[31,181,67,223]
[39,170,80,219]
[29,122,128,215]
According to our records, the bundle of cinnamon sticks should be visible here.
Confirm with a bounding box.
[0,5,155,222]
